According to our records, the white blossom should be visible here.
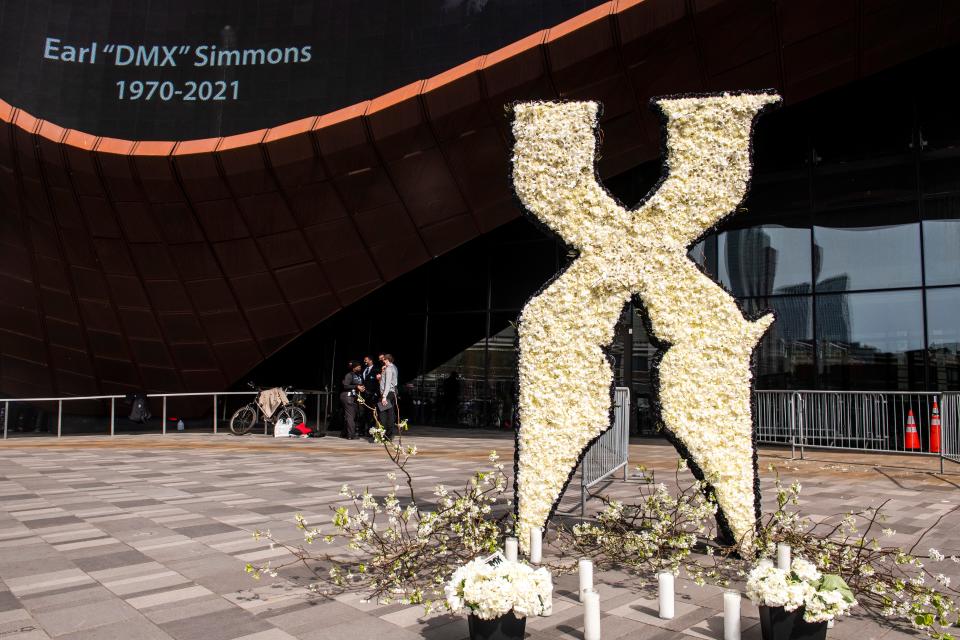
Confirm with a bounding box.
[445,558,552,620]
[746,557,855,623]
[791,557,821,582]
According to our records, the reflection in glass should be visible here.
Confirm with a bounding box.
[814,207,921,291]
[629,309,654,395]
[486,321,519,430]
[816,290,925,390]
[922,198,960,286]
[687,238,716,276]
[629,307,657,435]
[926,287,960,390]
[718,224,812,297]
[743,297,814,389]
[407,314,519,429]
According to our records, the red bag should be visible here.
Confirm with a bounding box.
[293,422,311,435]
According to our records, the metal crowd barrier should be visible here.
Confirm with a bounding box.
[580,386,631,515]
[754,390,960,473]
[941,394,960,466]
[0,389,333,439]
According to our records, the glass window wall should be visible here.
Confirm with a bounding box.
[816,290,926,390]
[926,287,960,390]
[922,196,960,286]
[813,205,922,292]
[718,221,812,297]
[743,297,814,389]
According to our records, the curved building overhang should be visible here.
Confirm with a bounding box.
[1,0,956,396]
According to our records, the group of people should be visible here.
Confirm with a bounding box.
[339,353,398,440]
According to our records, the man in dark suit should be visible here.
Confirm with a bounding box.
[359,355,379,435]
[339,361,365,440]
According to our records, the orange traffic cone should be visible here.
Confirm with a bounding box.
[931,399,942,454]
[905,409,921,450]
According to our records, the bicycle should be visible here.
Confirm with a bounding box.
[229,383,307,436]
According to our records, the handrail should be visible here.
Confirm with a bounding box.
[0,390,330,403]
[1,388,333,439]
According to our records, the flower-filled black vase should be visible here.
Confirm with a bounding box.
[467,612,527,640]
[758,606,828,640]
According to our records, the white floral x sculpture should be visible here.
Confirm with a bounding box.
[511,93,779,551]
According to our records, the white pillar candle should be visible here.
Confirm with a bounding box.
[504,537,518,562]
[776,543,791,571]
[723,590,741,640]
[578,558,593,602]
[658,571,675,619]
[758,558,774,570]
[827,620,834,629]
[583,588,600,640]
[529,527,542,564]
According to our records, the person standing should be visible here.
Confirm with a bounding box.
[379,354,398,440]
[359,355,379,434]
[340,361,364,440]
[376,353,386,383]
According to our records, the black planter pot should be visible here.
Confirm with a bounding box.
[467,612,527,640]
[758,606,828,640]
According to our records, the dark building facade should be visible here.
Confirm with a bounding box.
[2,0,960,431]
[256,47,960,430]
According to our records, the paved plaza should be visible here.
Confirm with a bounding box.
[0,430,958,640]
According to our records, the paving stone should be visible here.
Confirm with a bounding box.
[264,600,356,635]
[126,585,213,610]
[72,550,152,573]
[140,595,235,625]
[298,617,423,640]
[158,609,274,640]
[0,589,21,611]
[683,612,761,639]
[56,617,173,640]
[32,598,140,636]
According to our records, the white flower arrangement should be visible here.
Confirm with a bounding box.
[746,557,857,623]
[510,93,779,552]
[444,557,553,621]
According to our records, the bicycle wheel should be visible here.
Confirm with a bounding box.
[276,405,306,429]
[229,405,258,435]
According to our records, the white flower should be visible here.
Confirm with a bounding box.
[804,588,856,623]
[928,548,945,562]
[510,94,780,551]
[746,564,810,611]
[791,557,821,582]
[445,558,553,620]
[746,559,854,623]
